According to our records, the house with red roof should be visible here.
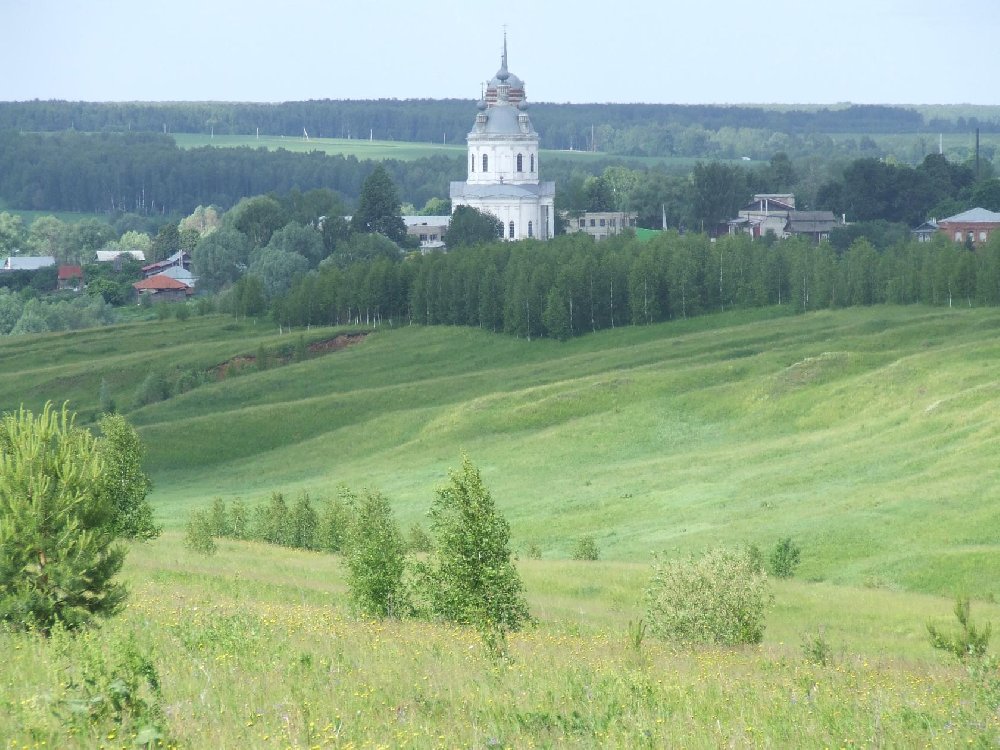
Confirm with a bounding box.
[132,273,193,303]
[57,265,84,291]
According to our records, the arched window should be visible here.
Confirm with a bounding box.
[471,154,475,172]
[516,153,523,172]
[530,154,535,172]
[528,221,533,238]
[482,153,488,172]
[508,221,515,239]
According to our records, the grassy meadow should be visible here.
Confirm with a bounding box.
[169,132,720,169]
[2,305,1000,746]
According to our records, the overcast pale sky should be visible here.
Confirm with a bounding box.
[2,0,998,105]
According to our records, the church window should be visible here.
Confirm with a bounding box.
[482,154,489,172]
[508,221,515,239]
[578,218,585,228]
[599,218,606,227]
[530,154,535,172]
[471,155,475,172]
[516,153,523,172]
[528,221,533,238]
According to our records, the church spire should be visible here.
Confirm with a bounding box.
[484,30,525,107]
[496,31,510,82]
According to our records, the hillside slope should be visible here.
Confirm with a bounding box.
[2,305,998,597]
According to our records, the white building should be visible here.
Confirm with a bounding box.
[450,36,555,241]
[403,215,449,252]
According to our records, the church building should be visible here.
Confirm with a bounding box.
[450,37,556,241]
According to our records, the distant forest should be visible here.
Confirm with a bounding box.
[2,100,998,153]
[2,100,998,226]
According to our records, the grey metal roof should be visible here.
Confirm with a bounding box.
[939,207,1000,224]
[787,211,837,234]
[470,104,535,137]
[402,215,451,227]
[450,181,555,200]
[160,266,197,285]
[2,256,55,271]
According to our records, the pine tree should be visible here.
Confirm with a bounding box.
[0,404,127,633]
[350,165,407,243]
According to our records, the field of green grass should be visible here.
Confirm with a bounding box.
[169,132,727,169]
[2,305,1000,746]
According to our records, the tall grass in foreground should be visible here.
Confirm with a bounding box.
[2,535,997,748]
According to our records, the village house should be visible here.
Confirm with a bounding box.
[403,216,450,252]
[57,265,84,291]
[142,249,191,278]
[936,208,1000,247]
[132,273,193,303]
[727,194,840,243]
[562,211,638,241]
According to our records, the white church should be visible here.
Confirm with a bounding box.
[450,37,556,241]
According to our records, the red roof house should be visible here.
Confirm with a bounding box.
[132,273,193,303]
[57,265,84,291]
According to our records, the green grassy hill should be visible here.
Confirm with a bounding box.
[4,304,1000,747]
[3,305,999,597]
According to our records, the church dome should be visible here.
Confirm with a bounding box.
[483,33,525,106]
[475,104,525,136]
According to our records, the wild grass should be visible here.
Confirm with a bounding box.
[3,300,1000,746]
[2,535,997,748]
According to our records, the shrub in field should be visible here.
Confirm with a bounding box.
[133,370,171,407]
[228,498,249,540]
[525,542,542,560]
[97,413,160,541]
[184,509,217,555]
[0,403,127,633]
[572,535,600,561]
[208,497,232,537]
[801,627,834,665]
[317,493,352,552]
[644,546,771,646]
[928,595,992,662]
[768,537,801,578]
[420,455,530,653]
[343,488,409,618]
[407,522,432,553]
[289,492,319,550]
[252,492,293,546]
[98,377,116,415]
[54,628,172,746]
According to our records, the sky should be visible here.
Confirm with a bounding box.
[2,0,999,106]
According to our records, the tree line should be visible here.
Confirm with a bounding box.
[267,230,998,339]
[0,130,458,215]
[1,99,991,146]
